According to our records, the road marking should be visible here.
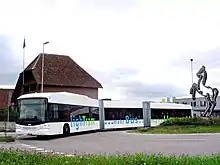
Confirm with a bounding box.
[65,154,74,157]
[35,148,45,151]
[20,144,31,147]
[12,142,66,155]
[39,150,51,153]
[28,146,37,149]
[156,139,206,141]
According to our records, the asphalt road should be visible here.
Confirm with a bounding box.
[17,131,220,156]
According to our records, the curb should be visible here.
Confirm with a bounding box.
[124,131,220,136]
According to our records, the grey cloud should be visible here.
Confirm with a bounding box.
[0,35,21,85]
[88,67,139,86]
[0,73,19,85]
[89,68,188,99]
[118,81,188,100]
[169,47,220,70]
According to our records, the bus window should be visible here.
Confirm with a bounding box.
[104,108,143,120]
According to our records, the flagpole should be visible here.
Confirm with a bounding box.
[22,37,26,88]
[23,44,25,85]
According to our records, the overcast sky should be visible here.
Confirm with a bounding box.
[1,0,220,101]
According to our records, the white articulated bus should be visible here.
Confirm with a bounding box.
[15,92,192,136]
[103,100,192,128]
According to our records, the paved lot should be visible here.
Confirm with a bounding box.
[17,131,220,156]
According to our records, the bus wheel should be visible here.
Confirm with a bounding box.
[63,124,70,136]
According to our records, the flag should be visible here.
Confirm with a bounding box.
[23,38,26,48]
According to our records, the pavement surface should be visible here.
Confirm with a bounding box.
[13,131,220,156]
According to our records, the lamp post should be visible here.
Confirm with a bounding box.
[190,58,194,85]
[41,41,49,93]
[190,58,194,117]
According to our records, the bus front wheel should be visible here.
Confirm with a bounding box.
[63,124,70,136]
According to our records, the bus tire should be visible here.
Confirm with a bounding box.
[63,124,70,136]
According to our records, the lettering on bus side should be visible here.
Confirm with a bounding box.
[69,114,95,130]
[125,115,138,124]
[111,115,138,125]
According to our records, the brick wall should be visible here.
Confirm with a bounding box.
[0,89,13,110]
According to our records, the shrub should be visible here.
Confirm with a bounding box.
[0,136,15,142]
[160,117,220,126]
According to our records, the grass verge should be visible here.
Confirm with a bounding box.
[0,149,220,165]
[128,117,220,134]
[0,136,15,142]
[128,125,220,134]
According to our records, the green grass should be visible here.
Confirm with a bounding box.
[128,117,220,134]
[128,125,220,134]
[0,136,15,142]
[0,149,220,165]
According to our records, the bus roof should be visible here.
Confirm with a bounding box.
[17,92,98,107]
[103,100,191,109]
[17,92,192,110]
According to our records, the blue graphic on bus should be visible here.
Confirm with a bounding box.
[69,114,95,130]
[105,115,139,125]
[125,115,138,124]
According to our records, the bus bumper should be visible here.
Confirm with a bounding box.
[15,124,50,136]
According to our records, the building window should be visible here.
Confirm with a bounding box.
[23,86,29,93]
[193,101,196,107]
[200,101,203,107]
[30,84,36,92]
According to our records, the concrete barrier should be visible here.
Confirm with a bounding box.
[0,122,15,131]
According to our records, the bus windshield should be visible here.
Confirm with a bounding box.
[17,98,47,122]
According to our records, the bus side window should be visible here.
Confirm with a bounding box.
[48,104,53,120]
[48,104,59,121]
[54,104,59,119]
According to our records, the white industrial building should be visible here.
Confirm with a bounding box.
[174,96,220,117]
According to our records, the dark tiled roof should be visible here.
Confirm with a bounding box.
[24,53,103,88]
[0,89,13,110]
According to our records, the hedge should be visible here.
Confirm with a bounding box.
[160,117,220,126]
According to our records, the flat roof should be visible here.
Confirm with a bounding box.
[0,85,15,89]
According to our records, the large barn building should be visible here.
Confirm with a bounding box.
[11,53,103,104]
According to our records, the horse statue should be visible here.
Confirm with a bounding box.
[190,65,219,117]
